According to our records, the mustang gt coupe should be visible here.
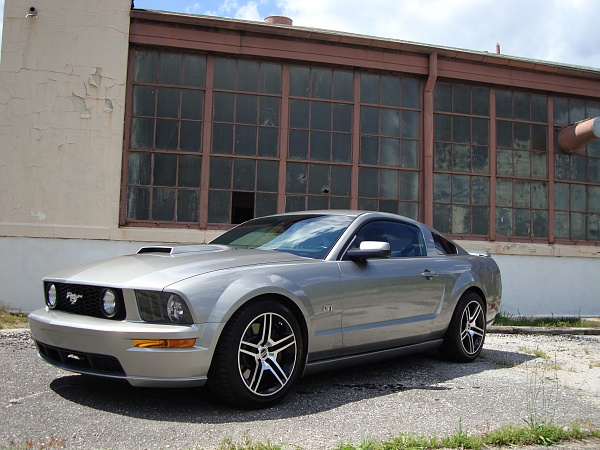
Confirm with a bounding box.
[29,211,501,408]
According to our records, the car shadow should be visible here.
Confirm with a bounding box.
[49,347,534,423]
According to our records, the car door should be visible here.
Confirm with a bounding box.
[339,220,448,355]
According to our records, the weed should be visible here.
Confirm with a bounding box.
[494,312,600,328]
[0,310,29,330]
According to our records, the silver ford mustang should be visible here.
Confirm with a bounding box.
[29,211,501,408]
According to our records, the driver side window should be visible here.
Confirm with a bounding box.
[351,221,426,257]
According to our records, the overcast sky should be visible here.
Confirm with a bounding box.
[1,0,599,69]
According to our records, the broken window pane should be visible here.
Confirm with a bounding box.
[286,162,308,194]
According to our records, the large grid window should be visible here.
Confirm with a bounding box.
[494,90,549,239]
[358,74,421,219]
[127,50,206,223]
[433,83,490,235]
[208,58,282,224]
[286,66,354,211]
[554,98,600,241]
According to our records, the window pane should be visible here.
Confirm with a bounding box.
[310,131,331,161]
[128,152,151,185]
[214,58,236,90]
[452,175,470,204]
[134,51,158,83]
[433,173,451,202]
[312,68,332,99]
[158,53,182,85]
[181,90,203,120]
[453,115,470,143]
[133,86,156,116]
[290,66,310,97]
[131,118,154,149]
[514,209,531,236]
[381,76,400,106]
[237,60,259,92]
[472,118,488,145]
[434,84,451,112]
[180,121,201,152]
[290,99,309,129]
[154,153,177,186]
[286,162,308,194]
[381,109,400,136]
[531,94,547,122]
[400,170,419,201]
[434,114,452,142]
[152,188,176,221]
[332,133,352,163]
[157,88,180,119]
[361,106,379,135]
[472,146,489,174]
[472,206,489,235]
[513,92,530,120]
[358,167,378,198]
[311,101,332,131]
[213,92,234,122]
[212,123,233,154]
[208,190,230,223]
[233,158,255,190]
[333,103,352,132]
[514,150,531,177]
[209,157,232,189]
[379,169,398,200]
[288,129,309,160]
[514,122,530,150]
[331,165,351,196]
[402,140,418,169]
[127,186,150,220]
[472,87,489,116]
[433,203,451,233]
[531,181,548,209]
[496,90,512,118]
[472,176,489,205]
[380,138,400,166]
[308,163,329,195]
[236,94,258,125]
[234,125,257,156]
[514,180,530,208]
[452,205,470,234]
[259,96,279,126]
[453,144,470,172]
[178,155,201,188]
[257,160,279,192]
[532,210,548,238]
[183,54,206,88]
[177,190,199,222]
[260,63,282,94]
[258,127,278,157]
[256,193,278,217]
[155,120,179,150]
[496,208,513,236]
[333,71,353,101]
[434,143,451,170]
[496,178,512,207]
[401,110,419,139]
[360,74,380,104]
[453,85,470,114]
[402,78,421,109]
[360,135,378,165]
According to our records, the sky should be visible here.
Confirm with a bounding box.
[1,0,599,69]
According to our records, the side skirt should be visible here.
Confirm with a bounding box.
[302,339,444,377]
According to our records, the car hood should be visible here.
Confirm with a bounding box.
[44,245,311,290]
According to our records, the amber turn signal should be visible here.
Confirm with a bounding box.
[132,339,196,349]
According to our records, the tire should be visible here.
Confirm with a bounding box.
[440,292,486,363]
[207,300,304,409]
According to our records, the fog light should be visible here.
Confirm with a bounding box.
[101,289,117,318]
[132,339,196,348]
[46,284,57,309]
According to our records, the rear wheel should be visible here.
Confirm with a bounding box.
[208,300,303,409]
[440,292,486,362]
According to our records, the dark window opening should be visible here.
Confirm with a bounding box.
[232,191,255,224]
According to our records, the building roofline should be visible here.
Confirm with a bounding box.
[130,8,600,81]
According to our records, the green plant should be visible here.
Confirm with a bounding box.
[0,310,29,330]
[494,312,600,328]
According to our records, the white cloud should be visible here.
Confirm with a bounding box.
[275,0,600,68]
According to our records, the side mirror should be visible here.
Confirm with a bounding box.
[347,241,391,261]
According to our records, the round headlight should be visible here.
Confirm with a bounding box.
[46,284,57,309]
[166,295,185,323]
[101,289,117,318]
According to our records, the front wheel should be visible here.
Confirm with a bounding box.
[440,292,486,362]
[208,300,304,409]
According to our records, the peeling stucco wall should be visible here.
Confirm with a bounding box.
[0,0,130,237]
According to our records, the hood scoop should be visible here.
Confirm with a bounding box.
[137,244,230,256]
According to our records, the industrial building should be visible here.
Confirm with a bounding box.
[1,0,599,314]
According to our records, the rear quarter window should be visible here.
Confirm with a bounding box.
[432,232,458,255]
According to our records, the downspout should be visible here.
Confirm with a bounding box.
[423,52,438,226]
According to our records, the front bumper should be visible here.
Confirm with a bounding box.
[28,308,217,387]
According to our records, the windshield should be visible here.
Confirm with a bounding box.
[210,214,354,259]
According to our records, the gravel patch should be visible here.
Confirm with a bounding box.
[1,328,599,449]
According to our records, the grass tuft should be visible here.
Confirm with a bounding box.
[493,312,600,328]
[0,310,29,330]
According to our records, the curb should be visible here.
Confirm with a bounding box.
[488,325,600,336]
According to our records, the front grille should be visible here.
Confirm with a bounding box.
[35,340,126,376]
[47,282,126,320]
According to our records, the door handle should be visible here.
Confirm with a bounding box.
[421,269,438,279]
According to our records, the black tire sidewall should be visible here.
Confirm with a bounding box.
[210,299,304,408]
[441,292,486,363]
